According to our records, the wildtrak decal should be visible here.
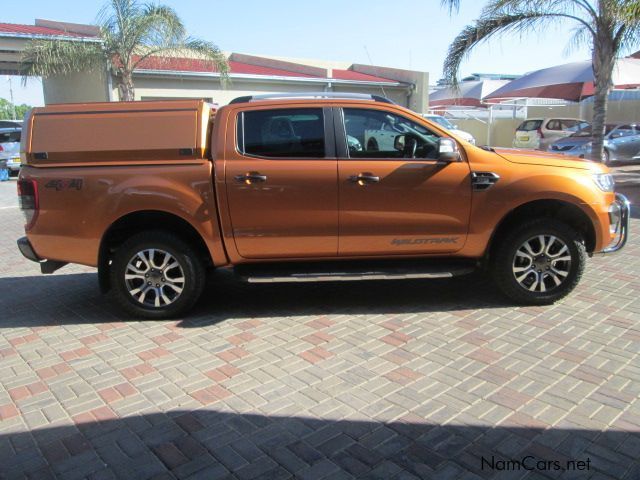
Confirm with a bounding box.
[391,237,459,246]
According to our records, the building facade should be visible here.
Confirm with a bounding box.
[0,20,429,111]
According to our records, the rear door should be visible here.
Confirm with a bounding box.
[543,119,586,148]
[336,107,471,256]
[225,106,338,259]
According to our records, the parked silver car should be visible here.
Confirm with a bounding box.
[547,123,640,163]
[0,128,21,175]
[513,118,590,150]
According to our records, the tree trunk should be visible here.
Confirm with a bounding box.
[117,70,135,102]
[590,6,616,162]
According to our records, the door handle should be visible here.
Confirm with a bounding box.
[235,172,267,184]
[348,173,380,185]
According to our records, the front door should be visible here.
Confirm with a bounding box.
[337,107,472,256]
[225,106,338,259]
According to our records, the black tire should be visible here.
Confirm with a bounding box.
[491,218,586,305]
[602,149,610,164]
[109,230,205,319]
[367,138,379,152]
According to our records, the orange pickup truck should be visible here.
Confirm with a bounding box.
[16,94,629,318]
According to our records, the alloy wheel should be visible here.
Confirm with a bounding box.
[124,249,185,308]
[512,235,571,293]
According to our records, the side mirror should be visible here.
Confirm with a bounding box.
[394,134,405,151]
[438,137,461,162]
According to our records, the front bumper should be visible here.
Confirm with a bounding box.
[600,193,630,254]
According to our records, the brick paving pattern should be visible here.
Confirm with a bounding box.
[1,179,639,479]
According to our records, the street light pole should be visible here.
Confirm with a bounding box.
[7,76,16,120]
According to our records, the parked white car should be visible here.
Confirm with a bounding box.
[0,128,21,176]
[513,118,589,150]
[423,114,476,145]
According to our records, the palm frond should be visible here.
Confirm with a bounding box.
[440,0,461,14]
[564,24,591,56]
[486,0,595,32]
[131,38,229,81]
[184,38,229,79]
[488,0,596,20]
[616,23,640,53]
[443,12,552,86]
[98,0,144,68]
[21,40,105,81]
[137,4,185,47]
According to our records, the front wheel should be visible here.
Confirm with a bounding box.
[109,231,205,319]
[491,219,587,305]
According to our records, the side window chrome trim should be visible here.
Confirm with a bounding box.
[234,107,333,160]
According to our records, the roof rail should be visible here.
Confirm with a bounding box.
[229,92,396,105]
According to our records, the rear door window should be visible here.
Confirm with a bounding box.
[610,125,635,138]
[546,120,562,130]
[237,108,325,158]
[560,120,582,131]
[517,120,543,131]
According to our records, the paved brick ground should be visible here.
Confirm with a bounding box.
[1,178,639,479]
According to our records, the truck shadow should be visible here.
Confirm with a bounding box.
[183,270,507,328]
[0,270,511,328]
[3,409,637,479]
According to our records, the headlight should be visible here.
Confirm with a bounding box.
[578,142,592,151]
[593,173,615,192]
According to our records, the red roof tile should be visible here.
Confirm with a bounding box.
[0,22,95,38]
[228,61,316,78]
[331,69,396,83]
[135,57,398,83]
[134,56,316,78]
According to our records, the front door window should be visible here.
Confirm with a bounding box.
[343,108,440,159]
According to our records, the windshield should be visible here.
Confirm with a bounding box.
[517,120,543,131]
[0,130,21,143]
[426,115,455,130]
[570,125,616,137]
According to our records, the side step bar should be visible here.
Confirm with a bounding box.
[235,260,476,284]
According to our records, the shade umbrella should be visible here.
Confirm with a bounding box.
[484,58,640,103]
[429,79,510,108]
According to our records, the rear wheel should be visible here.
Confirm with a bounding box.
[601,148,610,164]
[491,219,586,305]
[109,231,205,319]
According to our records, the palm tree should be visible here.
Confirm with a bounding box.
[21,0,228,101]
[441,0,640,160]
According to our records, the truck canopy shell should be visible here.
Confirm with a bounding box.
[22,99,215,166]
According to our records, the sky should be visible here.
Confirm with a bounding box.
[0,0,607,106]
